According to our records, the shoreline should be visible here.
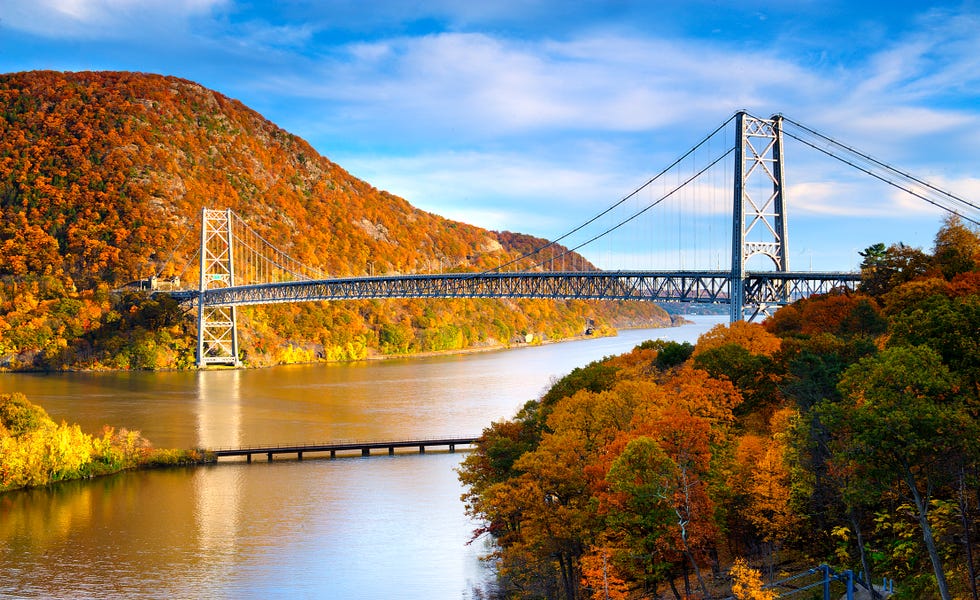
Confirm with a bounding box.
[312,315,693,365]
[0,317,692,374]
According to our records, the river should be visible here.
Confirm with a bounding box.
[0,316,723,599]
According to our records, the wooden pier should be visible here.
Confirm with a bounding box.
[211,436,479,463]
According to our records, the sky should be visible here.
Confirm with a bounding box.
[2,0,979,271]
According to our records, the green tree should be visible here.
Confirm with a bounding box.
[888,293,980,391]
[540,359,620,411]
[692,343,781,417]
[859,242,931,297]
[602,436,679,591]
[0,392,50,436]
[635,339,695,371]
[824,346,973,600]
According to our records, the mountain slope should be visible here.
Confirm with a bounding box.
[0,70,673,369]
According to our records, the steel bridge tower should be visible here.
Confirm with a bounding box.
[197,208,240,367]
[731,112,789,321]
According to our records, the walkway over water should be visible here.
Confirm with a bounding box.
[212,436,479,462]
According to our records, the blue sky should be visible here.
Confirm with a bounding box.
[2,0,979,271]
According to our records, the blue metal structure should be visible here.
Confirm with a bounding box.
[725,564,895,600]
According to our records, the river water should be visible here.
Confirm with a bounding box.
[0,316,723,599]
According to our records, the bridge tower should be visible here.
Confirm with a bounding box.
[196,208,241,367]
[731,112,789,321]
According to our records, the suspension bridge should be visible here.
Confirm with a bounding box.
[161,111,978,367]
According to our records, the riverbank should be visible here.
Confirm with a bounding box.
[281,314,693,367]
[0,313,690,373]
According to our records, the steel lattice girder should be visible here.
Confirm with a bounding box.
[190,271,859,309]
[743,272,860,304]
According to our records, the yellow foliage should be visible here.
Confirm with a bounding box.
[46,422,94,481]
[744,409,799,544]
[1,394,151,491]
[731,558,777,600]
[277,344,316,365]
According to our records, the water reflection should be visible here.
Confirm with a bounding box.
[196,369,242,449]
[195,370,243,573]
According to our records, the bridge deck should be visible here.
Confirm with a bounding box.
[170,270,860,308]
[211,436,479,462]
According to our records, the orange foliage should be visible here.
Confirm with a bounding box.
[693,321,781,357]
[949,271,980,297]
[767,291,885,338]
[655,365,742,425]
[580,549,630,600]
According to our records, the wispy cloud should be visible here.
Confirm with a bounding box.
[264,31,827,141]
[3,0,226,38]
[338,149,628,233]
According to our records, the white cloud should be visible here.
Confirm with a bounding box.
[5,0,976,268]
[338,149,624,234]
[797,12,980,151]
[786,179,956,220]
[269,31,826,140]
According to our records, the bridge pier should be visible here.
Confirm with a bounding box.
[388,446,395,455]
[267,452,273,462]
[246,453,252,463]
[361,448,370,457]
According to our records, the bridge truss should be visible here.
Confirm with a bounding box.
[195,271,856,311]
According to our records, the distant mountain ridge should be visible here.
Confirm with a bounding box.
[0,70,673,370]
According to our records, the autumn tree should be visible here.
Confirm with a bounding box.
[0,393,157,491]
[691,321,781,358]
[743,407,799,580]
[932,214,979,280]
[1,70,672,371]
[464,388,639,600]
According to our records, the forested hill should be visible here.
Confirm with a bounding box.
[0,70,673,370]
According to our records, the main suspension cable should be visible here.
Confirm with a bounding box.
[527,147,736,271]
[476,112,740,276]
[780,115,980,225]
